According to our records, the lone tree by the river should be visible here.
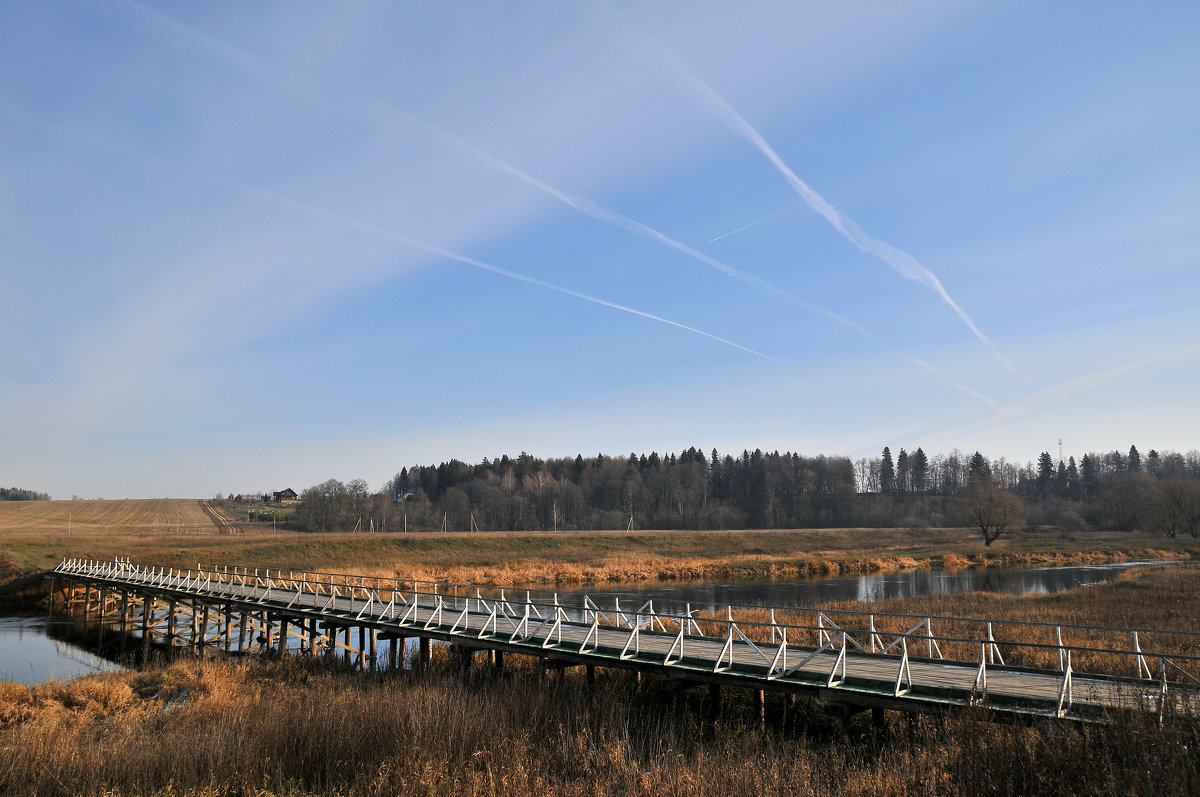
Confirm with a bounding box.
[957,476,1026,546]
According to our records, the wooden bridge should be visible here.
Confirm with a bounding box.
[48,558,1199,729]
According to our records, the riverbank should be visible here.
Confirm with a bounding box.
[2,563,1195,796]
[3,524,1198,593]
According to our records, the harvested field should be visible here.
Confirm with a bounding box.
[0,499,223,536]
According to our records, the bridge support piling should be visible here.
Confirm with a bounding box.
[586,664,595,685]
[369,629,378,670]
[97,587,107,642]
[494,649,504,673]
[872,707,886,729]
[223,606,232,652]
[754,689,765,729]
[167,599,177,650]
[141,597,152,662]
[708,684,721,726]
[278,618,289,656]
[418,637,430,671]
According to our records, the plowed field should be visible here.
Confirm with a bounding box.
[0,499,223,535]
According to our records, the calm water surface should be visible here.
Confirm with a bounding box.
[0,616,121,685]
[550,560,1173,615]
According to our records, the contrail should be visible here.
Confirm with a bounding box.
[707,204,800,244]
[99,1,995,405]
[365,100,995,407]
[634,30,1027,382]
[5,106,768,360]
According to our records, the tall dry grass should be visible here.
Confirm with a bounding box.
[3,515,1197,592]
[0,648,1196,797]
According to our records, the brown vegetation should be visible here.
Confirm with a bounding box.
[2,503,1198,592]
[0,499,226,537]
[2,565,1198,796]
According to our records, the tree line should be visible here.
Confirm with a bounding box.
[284,444,1200,537]
[0,486,50,501]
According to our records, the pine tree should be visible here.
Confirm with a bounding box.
[1037,452,1055,494]
[896,449,910,494]
[969,451,991,481]
[880,447,895,494]
[911,448,929,493]
[1128,445,1142,473]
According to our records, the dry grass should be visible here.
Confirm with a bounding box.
[0,638,1195,796]
[3,505,1196,591]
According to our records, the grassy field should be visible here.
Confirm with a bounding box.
[2,564,1196,796]
[2,499,1198,592]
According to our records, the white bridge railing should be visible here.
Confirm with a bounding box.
[52,557,1200,719]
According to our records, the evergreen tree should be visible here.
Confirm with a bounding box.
[1037,452,1055,493]
[1080,454,1100,500]
[1128,445,1142,473]
[896,448,910,494]
[879,447,895,494]
[911,448,929,493]
[968,451,991,481]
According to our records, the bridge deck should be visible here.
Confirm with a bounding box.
[49,559,1196,723]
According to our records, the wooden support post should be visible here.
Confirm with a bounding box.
[142,596,152,659]
[97,587,107,641]
[120,591,129,632]
[586,664,595,685]
[265,612,274,650]
[223,605,232,652]
[83,586,92,629]
[278,618,289,655]
[238,609,248,652]
[358,627,367,669]
[454,645,472,673]
[369,629,378,671]
[708,683,721,725]
[754,689,765,729]
[872,707,885,729]
[201,604,210,652]
[389,637,399,670]
[190,600,199,648]
[167,599,177,649]
[418,637,431,671]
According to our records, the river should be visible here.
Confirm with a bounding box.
[0,559,1174,684]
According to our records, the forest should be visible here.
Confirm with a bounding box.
[0,487,50,501]
[286,444,1200,536]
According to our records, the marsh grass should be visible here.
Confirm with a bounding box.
[0,647,1196,796]
[3,565,1199,795]
[5,519,1196,591]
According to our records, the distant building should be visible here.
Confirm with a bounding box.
[272,488,299,504]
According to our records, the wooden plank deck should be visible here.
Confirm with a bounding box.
[49,559,1187,723]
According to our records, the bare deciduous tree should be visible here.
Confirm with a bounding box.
[957,477,1026,546]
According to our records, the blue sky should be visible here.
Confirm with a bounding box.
[3,1,1198,499]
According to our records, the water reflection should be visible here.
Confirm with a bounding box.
[0,616,121,685]
[552,561,1171,616]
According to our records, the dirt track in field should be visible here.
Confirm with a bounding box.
[0,499,221,536]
